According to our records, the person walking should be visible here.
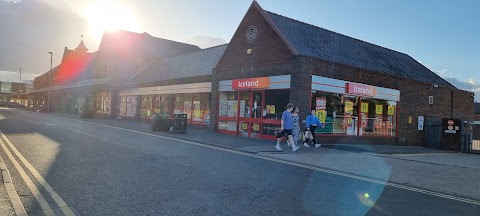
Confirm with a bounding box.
[288,106,301,147]
[304,110,324,148]
[275,103,300,152]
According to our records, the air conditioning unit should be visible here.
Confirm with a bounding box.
[428,96,433,105]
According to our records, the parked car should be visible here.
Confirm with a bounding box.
[0,102,26,108]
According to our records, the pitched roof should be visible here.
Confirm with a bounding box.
[99,30,201,59]
[131,44,228,83]
[262,10,454,88]
[75,40,88,52]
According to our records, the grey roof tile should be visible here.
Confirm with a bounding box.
[265,11,454,88]
[131,44,228,83]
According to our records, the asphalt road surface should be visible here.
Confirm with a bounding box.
[0,108,479,216]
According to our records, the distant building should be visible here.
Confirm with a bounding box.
[0,81,27,105]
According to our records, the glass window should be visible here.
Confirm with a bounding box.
[174,94,185,114]
[360,98,397,136]
[192,93,210,124]
[141,96,153,117]
[184,94,193,121]
[311,92,359,135]
[252,91,263,119]
[154,95,169,114]
[126,96,136,117]
[218,91,238,117]
[239,91,250,118]
[264,90,289,120]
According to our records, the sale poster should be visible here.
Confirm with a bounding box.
[316,97,326,110]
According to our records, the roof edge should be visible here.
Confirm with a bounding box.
[253,1,299,56]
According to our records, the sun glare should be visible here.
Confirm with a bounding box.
[82,2,140,40]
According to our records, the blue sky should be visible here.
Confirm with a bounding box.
[2,0,479,100]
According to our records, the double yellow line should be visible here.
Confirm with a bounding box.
[0,131,75,216]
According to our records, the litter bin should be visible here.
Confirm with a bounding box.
[171,114,187,133]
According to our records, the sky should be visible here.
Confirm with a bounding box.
[0,0,479,101]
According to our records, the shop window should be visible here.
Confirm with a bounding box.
[126,96,136,117]
[239,92,250,118]
[360,98,397,136]
[264,90,290,120]
[311,92,359,135]
[141,96,153,117]
[154,95,169,114]
[219,91,238,117]
[252,92,263,119]
[184,94,193,121]
[192,93,210,124]
[174,94,185,115]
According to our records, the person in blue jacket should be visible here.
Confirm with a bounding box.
[304,110,324,148]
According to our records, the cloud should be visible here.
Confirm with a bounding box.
[443,76,480,102]
[185,35,227,49]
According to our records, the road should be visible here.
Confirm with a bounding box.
[0,108,478,216]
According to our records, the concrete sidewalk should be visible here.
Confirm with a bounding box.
[45,112,480,200]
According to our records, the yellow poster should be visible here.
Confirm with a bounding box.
[233,103,237,110]
[228,92,235,100]
[388,105,395,116]
[345,101,354,115]
[270,105,275,114]
[266,105,271,113]
[316,110,327,123]
[376,105,383,115]
[241,123,248,130]
[242,92,249,100]
[253,124,260,131]
[361,102,369,113]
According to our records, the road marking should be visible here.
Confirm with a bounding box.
[28,111,480,206]
[1,131,75,216]
[44,123,57,126]
[0,133,55,215]
[0,152,27,216]
[70,128,135,149]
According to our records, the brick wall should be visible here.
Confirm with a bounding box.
[215,3,294,72]
[301,56,475,145]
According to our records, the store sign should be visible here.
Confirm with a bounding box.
[232,77,269,90]
[345,83,377,96]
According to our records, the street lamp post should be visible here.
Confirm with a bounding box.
[47,52,53,112]
[17,68,21,83]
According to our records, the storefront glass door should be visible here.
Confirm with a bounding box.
[238,91,263,138]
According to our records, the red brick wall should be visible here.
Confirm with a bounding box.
[215,3,294,72]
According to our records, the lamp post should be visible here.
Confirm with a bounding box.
[17,68,21,83]
[47,52,53,112]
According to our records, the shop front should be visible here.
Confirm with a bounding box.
[311,76,400,138]
[118,82,211,125]
[217,75,291,139]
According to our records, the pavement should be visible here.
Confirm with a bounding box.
[0,108,479,215]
